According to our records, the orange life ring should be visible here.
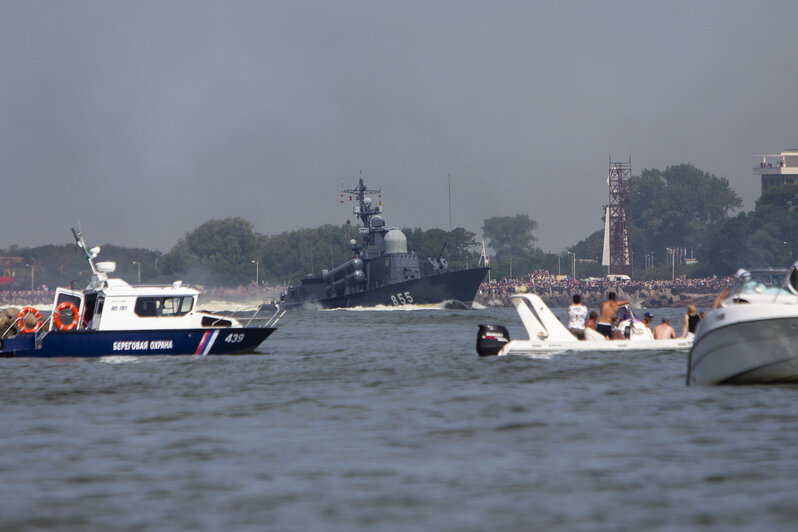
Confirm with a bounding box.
[15,306,43,334]
[53,301,80,331]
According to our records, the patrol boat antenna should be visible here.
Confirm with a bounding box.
[71,227,100,276]
[71,227,117,289]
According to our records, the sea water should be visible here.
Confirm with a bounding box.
[2,306,798,531]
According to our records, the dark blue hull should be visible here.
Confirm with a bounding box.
[0,327,276,358]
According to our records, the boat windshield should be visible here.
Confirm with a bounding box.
[730,269,791,297]
[615,306,638,322]
[134,296,194,317]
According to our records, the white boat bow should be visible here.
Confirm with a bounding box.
[687,265,798,385]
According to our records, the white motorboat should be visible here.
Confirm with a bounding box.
[476,293,692,356]
[687,265,798,385]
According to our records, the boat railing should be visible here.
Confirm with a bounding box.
[2,312,53,345]
[261,308,286,328]
[1,321,16,339]
[35,315,54,348]
[205,305,286,329]
[239,306,286,328]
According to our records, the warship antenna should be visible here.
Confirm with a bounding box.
[448,174,452,231]
[342,175,381,227]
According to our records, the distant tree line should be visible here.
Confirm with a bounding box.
[0,220,487,289]
[0,242,162,292]
[1,162,795,289]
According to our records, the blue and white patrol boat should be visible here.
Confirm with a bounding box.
[0,229,284,358]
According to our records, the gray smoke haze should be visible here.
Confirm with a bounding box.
[2,1,795,252]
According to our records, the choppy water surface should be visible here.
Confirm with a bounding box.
[3,306,798,531]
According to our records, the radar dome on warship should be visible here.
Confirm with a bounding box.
[281,176,489,309]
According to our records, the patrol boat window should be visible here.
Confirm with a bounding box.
[134,296,194,317]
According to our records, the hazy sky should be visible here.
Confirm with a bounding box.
[2,1,796,253]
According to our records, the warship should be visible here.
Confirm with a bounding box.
[280,177,489,309]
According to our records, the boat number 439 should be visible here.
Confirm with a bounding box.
[390,292,414,305]
[224,333,245,343]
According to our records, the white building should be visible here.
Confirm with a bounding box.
[753,149,798,193]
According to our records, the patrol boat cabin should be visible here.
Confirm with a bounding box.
[55,263,235,333]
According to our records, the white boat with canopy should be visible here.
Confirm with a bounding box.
[477,293,692,356]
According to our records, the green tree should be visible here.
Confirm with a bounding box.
[481,214,537,258]
[260,224,356,283]
[630,163,741,270]
[570,228,604,267]
[403,227,479,268]
[159,239,199,277]
[162,217,260,285]
[698,185,798,275]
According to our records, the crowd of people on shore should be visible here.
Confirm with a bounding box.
[0,287,55,306]
[478,270,732,299]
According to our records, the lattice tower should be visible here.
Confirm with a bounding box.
[608,160,633,276]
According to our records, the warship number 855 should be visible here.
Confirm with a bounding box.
[281,177,489,309]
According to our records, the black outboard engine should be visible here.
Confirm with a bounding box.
[476,324,510,356]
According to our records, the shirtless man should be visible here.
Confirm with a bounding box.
[597,291,630,339]
[653,317,676,339]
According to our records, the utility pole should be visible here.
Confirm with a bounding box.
[666,248,675,281]
[26,263,34,290]
[567,251,575,279]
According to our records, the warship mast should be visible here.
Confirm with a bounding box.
[343,177,385,259]
[345,177,380,224]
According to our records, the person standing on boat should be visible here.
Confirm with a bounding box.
[642,312,654,330]
[654,317,676,339]
[680,304,701,340]
[597,291,630,339]
[567,294,588,340]
[585,311,598,331]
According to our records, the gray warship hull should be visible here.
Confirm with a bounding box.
[283,266,489,309]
